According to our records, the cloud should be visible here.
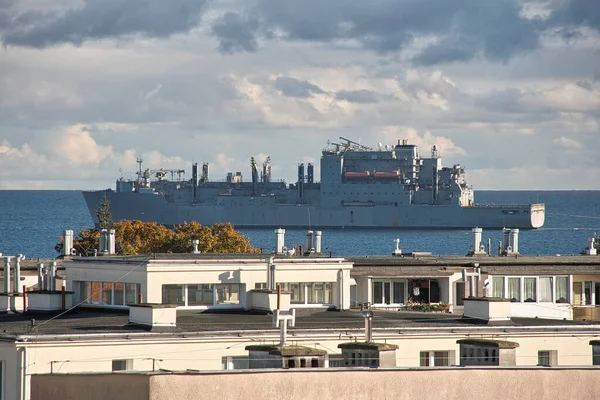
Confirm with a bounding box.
[335,89,381,103]
[211,0,541,65]
[1,0,207,48]
[553,136,582,150]
[211,12,259,53]
[274,76,325,98]
[547,0,600,32]
[376,127,466,157]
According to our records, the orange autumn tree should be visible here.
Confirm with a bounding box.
[60,221,256,256]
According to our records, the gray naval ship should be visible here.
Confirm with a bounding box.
[82,137,545,229]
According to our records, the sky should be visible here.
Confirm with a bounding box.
[0,0,599,190]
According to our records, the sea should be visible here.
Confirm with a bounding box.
[0,190,598,259]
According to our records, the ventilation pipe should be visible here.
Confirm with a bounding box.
[50,262,57,291]
[502,228,510,255]
[63,230,74,256]
[275,228,285,254]
[510,229,519,254]
[108,229,116,255]
[14,255,22,294]
[363,310,374,342]
[192,239,200,254]
[266,257,276,290]
[4,257,12,293]
[99,229,108,254]
[392,238,402,256]
[471,228,485,255]
[586,237,598,255]
[313,231,322,253]
[305,230,314,254]
[37,263,44,291]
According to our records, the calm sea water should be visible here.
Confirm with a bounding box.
[0,190,598,259]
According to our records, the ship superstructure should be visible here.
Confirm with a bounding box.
[83,138,545,229]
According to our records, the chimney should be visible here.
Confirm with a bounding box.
[305,230,314,254]
[108,229,116,254]
[266,257,276,290]
[586,237,598,255]
[510,229,519,254]
[275,228,285,254]
[50,262,57,291]
[392,238,402,256]
[313,231,322,253]
[14,255,22,294]
[471,227,485,255]
[63,230,74,256]
[37,263,44,291]
[99,229,108,254]
[502,228,510,255]
[4,257,12,293]
[192,239,200,254]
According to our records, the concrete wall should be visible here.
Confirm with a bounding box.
[31,369,600,400]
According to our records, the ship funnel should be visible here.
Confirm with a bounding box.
[275,229,285,254]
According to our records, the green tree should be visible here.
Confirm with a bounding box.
[96,198,113,229]
[57,220,257,256]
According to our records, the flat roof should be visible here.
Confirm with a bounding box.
[0,309,598,341]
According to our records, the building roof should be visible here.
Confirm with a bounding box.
[0,308,598,342]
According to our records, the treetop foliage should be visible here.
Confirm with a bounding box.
[57,220,256,256]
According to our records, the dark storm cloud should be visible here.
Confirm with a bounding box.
[274,76,324,98]
[335,89,381,104]
[211,0,541,64]
[0,0,207,48]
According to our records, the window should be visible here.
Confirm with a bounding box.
[393,282,405,303]
[592,343,600,366]
[556,277,569,303]
[188,284,213,306]
[216,284,240,304]
[112,359,132,371]
[222,356,249,370]
[420,351,451,367]
[162,284,185,305]
[539,277,553,302]
[125,283,140,304]
[492,277,504,298]
[524,278,536,302]
[584,282,593,305]
[113,283,124,306]
[537,350,557,366]
[102,283,112,305]
[508,278,521,302]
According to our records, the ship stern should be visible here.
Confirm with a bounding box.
[530,203,545,228]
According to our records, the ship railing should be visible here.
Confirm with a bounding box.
[471,203,542,208]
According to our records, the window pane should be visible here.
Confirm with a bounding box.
[188,284,213,306]
[420,352,429,367]
[585,282,593,305]
[216,284,240,304]
[539,278,553,302]
[593,346,600,366]
[508,278,521,302]
[492,277,504,298]
[434,351,449,367]
[125,283,137,304]
[162,284,185,305]
[90,282,102,304]
[81,281,91,304]
[324,283,332,304]
[113,283,124,305]
[102,283,112,305]
[556,277,569,303]
[524,278,536,302]
[384,282,391,304]
[393,282,405,304]
[373,282,382,304]
[289,283,304,304]
[538,351,550,366]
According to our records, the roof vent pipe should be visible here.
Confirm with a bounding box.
[305,231,314,254]
[275,228,285,254]
[99,229,108,254]
[63,230,74,257]
[313,231,322,253]
[393,238,402,256]
[108,229,116,255]
[192,239,200,254]
[4,257,12,293]
[37,263,44,291]
[502,228,510,255]
[471,228,485,255]
[50,262,57,291]
[362,310,373,342]
[14,255,22,294]
[511,229,519,254]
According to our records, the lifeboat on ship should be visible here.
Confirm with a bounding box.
[374,171,400,179]
[344,171,371,179]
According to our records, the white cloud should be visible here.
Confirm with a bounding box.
[553,136,582,150]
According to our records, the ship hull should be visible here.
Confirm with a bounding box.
[83,190,545,229]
